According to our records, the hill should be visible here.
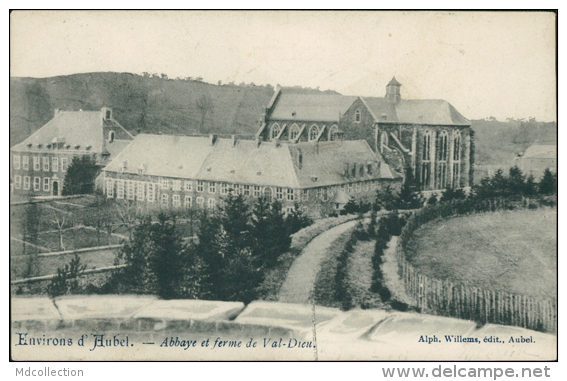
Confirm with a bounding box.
[10,72,556,174]
[471,118,556,166]
[10,72,342,147]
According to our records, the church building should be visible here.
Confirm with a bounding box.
[261,78,473,192]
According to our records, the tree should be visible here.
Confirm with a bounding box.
[251,198,291,269]
[539,168,557,195]
[116,199,144,241]
[284,203,313,235]
[115,213,195,298]
[343,199,358,215]
[508,166,526,196]
[490,169,508,197]
[376,185,398,211]
[62,155,99,195]
[51,209,74,251]
[47,254,87,298]
[196,94,214,133]
[398,167,421,209]
[149,213,191,299]
[524,174,538,196]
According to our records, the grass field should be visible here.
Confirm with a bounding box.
[406,208,556,301]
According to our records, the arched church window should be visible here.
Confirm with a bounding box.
[355,110,361,123]
[290,124,300,140]
[309,125,319,142]
[421,130,432,190]
[328,125,339,141]
[453,130,461,161]
[439,130,449,161]
[271,123,281,140]
[422,130,431,161]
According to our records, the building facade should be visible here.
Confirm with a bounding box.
[257,86,356,144]
[340,78,473,191]
[261,78,473,193]
[10,107,133,196]
[102,134,401,218]
[512,144,556,179]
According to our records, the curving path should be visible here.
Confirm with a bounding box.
[278,220,359,304]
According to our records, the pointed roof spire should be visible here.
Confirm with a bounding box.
[388,76,401,86]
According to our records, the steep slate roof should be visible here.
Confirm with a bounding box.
[522,144,556,159]
[360,97,470,126]
[104,134,396,189]
[11,110,134,155]
[268,93,357,122]
[104,135,215,179]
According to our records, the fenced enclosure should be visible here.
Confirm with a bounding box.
[396,197,557,333]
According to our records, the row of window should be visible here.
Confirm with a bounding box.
[12,155,68,172]
[269,123,340,142]
[420,162,462,190]
[422,130,462,162]
[106,177,381,207]
[155,178,297,200]
[13,175,51,192]
[106,179,298,202]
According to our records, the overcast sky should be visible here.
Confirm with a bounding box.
[10,10,556,121]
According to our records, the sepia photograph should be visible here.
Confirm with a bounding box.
[9,10,557,364]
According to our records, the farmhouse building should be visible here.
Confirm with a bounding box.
[512,143,556,179]
[102,133,401,218]
[261,78,473,192]
[10,107,133,196]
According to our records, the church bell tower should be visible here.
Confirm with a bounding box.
[385,76,402,103]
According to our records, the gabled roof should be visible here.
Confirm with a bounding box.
[104,135,215,179]
[521,144,556,159]
[11,110,134,154]
[360,97,470,126]
[289,140,393,187]
[268,93,357,123]
[104,134,397,189]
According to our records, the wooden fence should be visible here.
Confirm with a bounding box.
[396,197,557,333]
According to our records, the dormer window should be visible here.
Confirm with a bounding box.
[106,110,111,119]
[355,109,361,123]
[75,145,80,150]
[270,123,281,140]
[86,145,92,150]
[309,125,319,142]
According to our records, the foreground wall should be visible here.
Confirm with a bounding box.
[11,296,556,361]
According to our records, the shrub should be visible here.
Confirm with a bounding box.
[47,254,87,298]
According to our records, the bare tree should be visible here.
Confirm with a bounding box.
[51,210,74,251]
[116,199,145,241]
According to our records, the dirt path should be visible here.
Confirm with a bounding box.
[278,219,359,304]
[381,236,414,305]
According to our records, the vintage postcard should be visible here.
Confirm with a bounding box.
[9,10,557,362]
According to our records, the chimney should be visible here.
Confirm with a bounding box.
[209,134,217,146]
[274,137,280,148]
[231,134,237,147]
[101,106,112,120]
[255,135,261,148]
[54,108,62,118]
